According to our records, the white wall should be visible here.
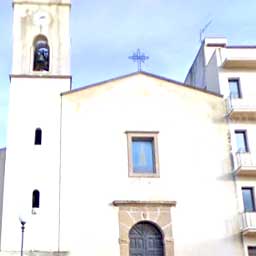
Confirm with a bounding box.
[2,77,70,251]
[60,73,243,256]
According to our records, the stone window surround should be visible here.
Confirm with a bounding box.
[113,200,176,256]
[126,131,160,177]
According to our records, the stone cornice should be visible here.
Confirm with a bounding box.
[112,200,176,207]
[10,74,72,79]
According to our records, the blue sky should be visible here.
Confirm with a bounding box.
[0,0,256,148]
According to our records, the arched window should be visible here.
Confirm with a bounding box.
[129,222,164,256]
[32,190,40,208]
[33,35,50,71]
[34,128,42,145]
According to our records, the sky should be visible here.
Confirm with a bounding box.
[0,0,256,148]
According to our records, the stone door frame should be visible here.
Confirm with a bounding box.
[113,200,176,256]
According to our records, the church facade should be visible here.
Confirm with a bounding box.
[1,0,256,256]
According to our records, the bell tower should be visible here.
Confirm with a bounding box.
[2,0,71,254]
[12,0,71,76]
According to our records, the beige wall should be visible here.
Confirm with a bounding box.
[60,73,243,256]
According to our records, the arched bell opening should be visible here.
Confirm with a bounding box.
[33,35,50,71]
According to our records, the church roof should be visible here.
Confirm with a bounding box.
[62,71,222,97]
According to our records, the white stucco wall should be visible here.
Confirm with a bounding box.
[2,77,70,251]
[59,73,243,256]
[2,1,71,250]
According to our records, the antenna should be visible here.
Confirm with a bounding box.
[200,20,212,43]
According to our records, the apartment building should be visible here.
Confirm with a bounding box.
[186,37,256,256]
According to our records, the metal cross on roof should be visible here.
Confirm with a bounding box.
[128,49,149,71]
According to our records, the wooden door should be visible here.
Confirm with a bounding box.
[129,222,163,256]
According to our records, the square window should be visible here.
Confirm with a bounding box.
[228,79,241,99]
[126,132,159,177]
[235,130,249,153]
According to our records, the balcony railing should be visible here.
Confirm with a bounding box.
[233,152,256,176]
[226,96,256,118]
[240,212,256,235]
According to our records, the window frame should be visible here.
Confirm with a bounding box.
[228,78,242,99]
[242,187,255,212]
[234,130,249,153]
[126,131,160,177]
[248,246,256,256]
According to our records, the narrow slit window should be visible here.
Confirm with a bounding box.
[32,190,40,208]
[34,128,42,145]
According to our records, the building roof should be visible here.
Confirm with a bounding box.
[62,71,222,97]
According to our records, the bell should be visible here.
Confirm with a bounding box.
[38,54,45,63]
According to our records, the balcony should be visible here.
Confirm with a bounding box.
[233,152,256,176]
[226,96,256,119]
[221,48,256,68]
[240,212,256,235]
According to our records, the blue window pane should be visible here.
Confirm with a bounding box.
[132,139,154,173]
[242,188,255,212]
[235,131,248,152]
[229,79,241,98]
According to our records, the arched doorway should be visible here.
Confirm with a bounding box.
[129,221,164,256]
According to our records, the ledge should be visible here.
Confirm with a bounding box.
[112,200,176,207]
[10,74,72,79]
